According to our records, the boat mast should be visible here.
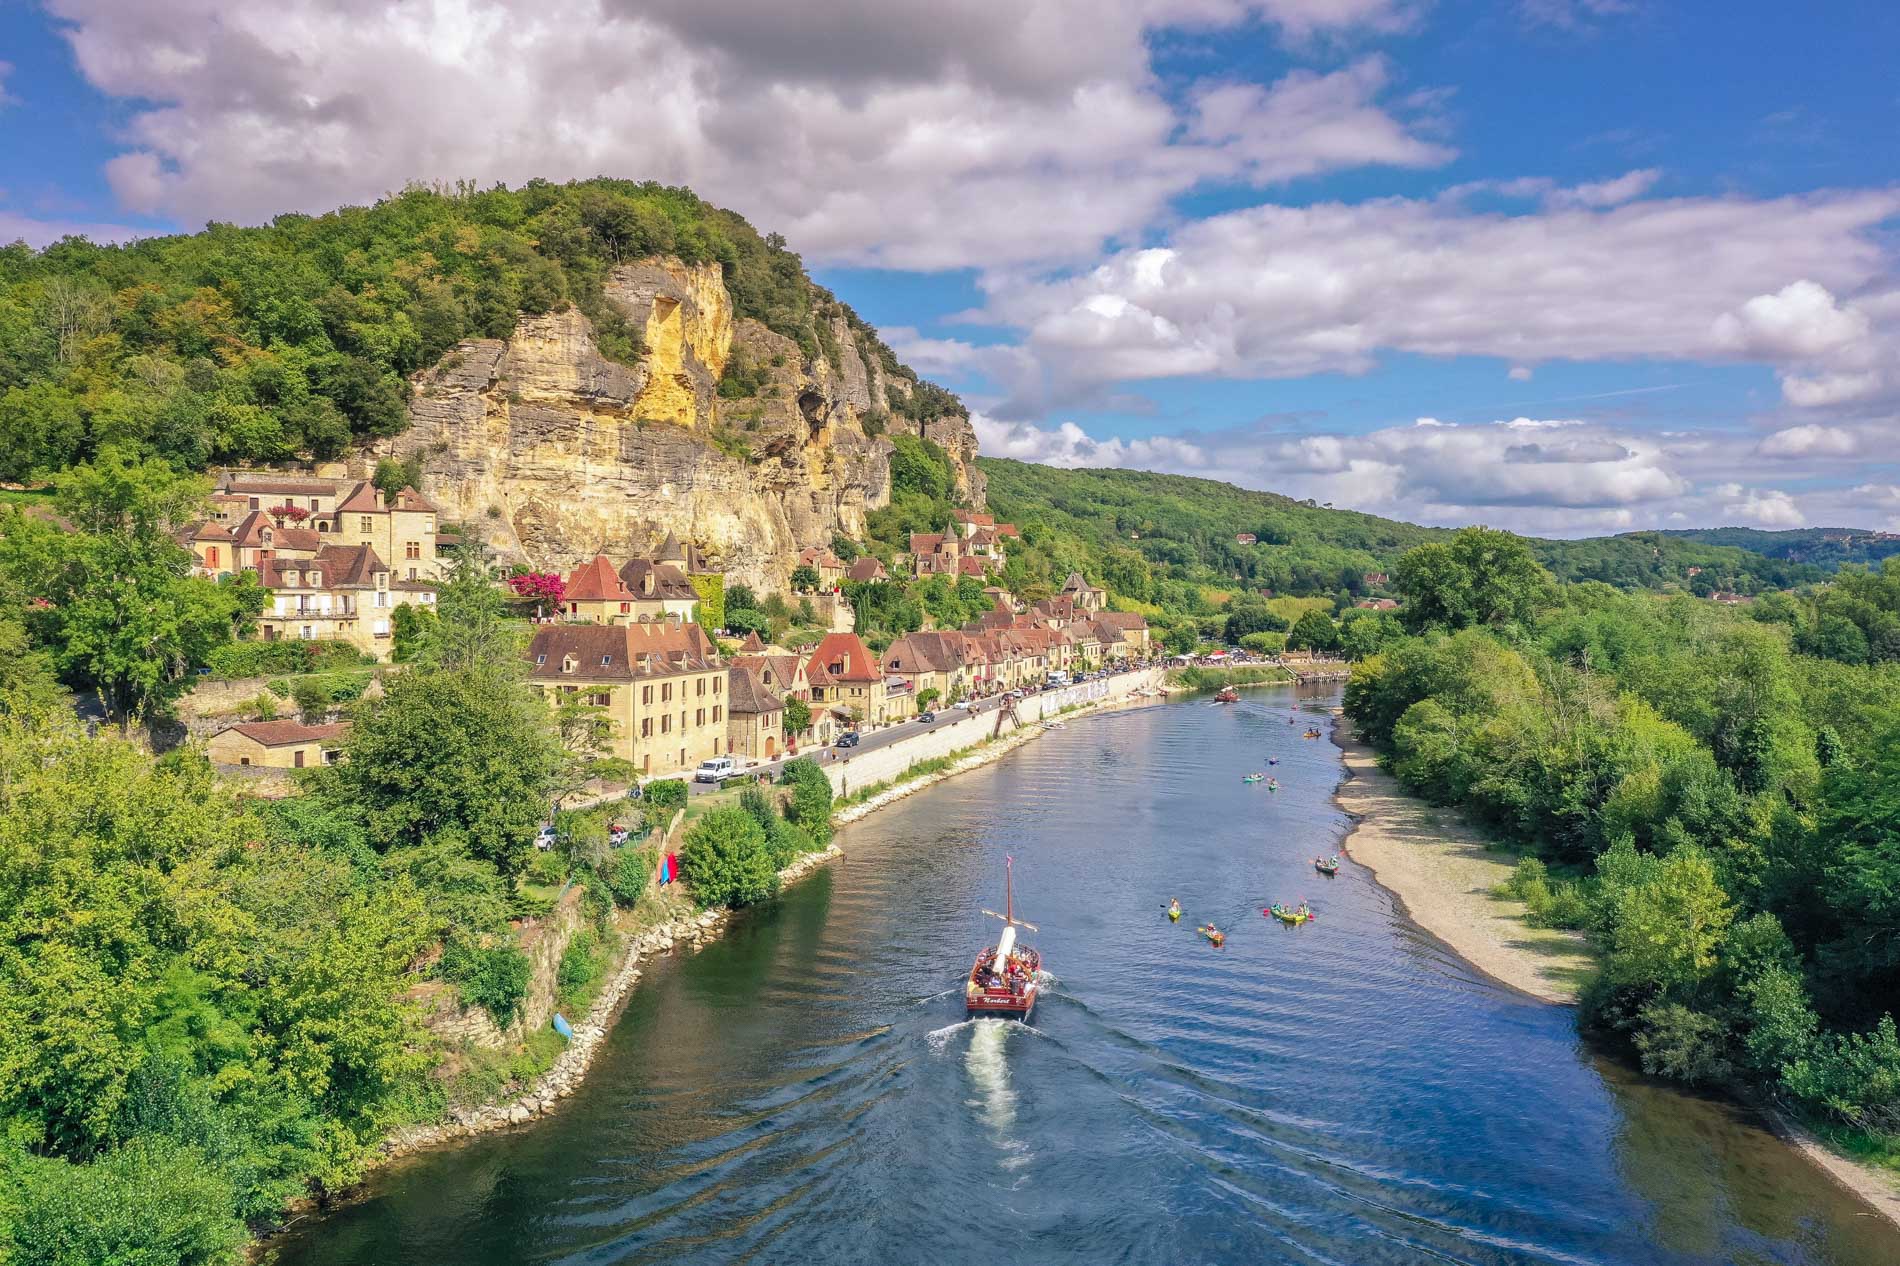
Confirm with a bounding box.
[1005,855,1013,925]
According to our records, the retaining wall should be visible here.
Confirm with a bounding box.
[822,668,1164,797]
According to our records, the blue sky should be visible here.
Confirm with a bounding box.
[5,0,1898,535]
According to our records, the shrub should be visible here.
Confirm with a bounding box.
[203,639,371,679]
[765,815,814,868]
[640,778,687,834]
[607,847,652,907]
[3,1139,246,1266]
[679,804,777,909]
[525,848,567,887]
[778,757,834,845]
[438,938,532,1028]
[1631,1001,1734,1085]
[557,931,598,999]
[292,677,334,720]
[249,691,278,721]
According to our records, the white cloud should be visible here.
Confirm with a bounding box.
[0,210,152,247]
[1519,0,1635,31]
[1507,365,1534,381]
[47,0,1434,270]
[1715,483,1806,528]
[969,412,1209,469]
[1755,423,1861,459]
[979,192,1900,410]
[1779,370,1883,408]
[1546,168,1660,208]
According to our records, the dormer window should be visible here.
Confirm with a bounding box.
[261,528,273,544]
[562,655,578,673]
[600,655,612,666]
[535,654,547,665]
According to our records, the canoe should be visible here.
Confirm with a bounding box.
[1267,905,1310,925]
[1314,859,1339,875]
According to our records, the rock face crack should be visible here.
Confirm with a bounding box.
[364,255,983,589]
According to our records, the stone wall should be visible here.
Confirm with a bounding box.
[822,670,1165,797]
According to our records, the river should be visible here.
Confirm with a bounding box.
[269,690,1897,1265]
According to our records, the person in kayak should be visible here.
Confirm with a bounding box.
[1168,899,1181,922]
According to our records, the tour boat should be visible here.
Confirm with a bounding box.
[1214,686,1241,703]
[966,857,1041,1020]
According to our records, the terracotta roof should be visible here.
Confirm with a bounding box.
[735,654,806,691]
[909,533,945,555]
[525,621,720,682]
[183,520,234,543]
[953,509,994,525]
[274,527,322,552]
[994,523,1020,538]
[390,486,439,513]
[804,656,836,687]
[739,631,766,652]
[316,543,388,587]
[727,665,784,715]
[1094,611,1148,630]
[565,555,636,602]
[224,719,349,747]
[335,481,383,514]
[809,632,881,682]
[882,631,967,674]
[845,557,887,582]
[955,556,988,577]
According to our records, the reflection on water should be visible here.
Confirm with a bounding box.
[269,691,1897,1266]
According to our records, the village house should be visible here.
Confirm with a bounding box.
[796,546,847,588]
[1059,571,1107,613]
[555,554,701,625]
[1235,533,1257,544]
[212,473,446,583]
[1363,572,1390,587]
[881,630,972,706]
[253,543,433,655]
[735,652,834,747]
[1091,611,1152,657]
[807,632,894,726]
[524,620,727,777]
[207,719,348,770]
[845,556,889,583]
[725,664,786,761]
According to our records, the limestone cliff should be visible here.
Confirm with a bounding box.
[366,257,982,590]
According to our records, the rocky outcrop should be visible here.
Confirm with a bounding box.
[368,257,981,591]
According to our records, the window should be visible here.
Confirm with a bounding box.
[662,682,672,702]
[589,691,611,707]
[641,718,652,737]
[695,708,704,726]
[601,655,612,666]
[205,546,220,566]
[713,676,721,695]
[294,749,306,769]
[642,685,652,705]
[619,602,630,614]
[360,516,373,534]
[406,542,421,560]
[407,567,417,581]
[249,497,260,510]
[661,714,670,734]
[535,654,547,665]
[696,678,705,697]
[239,756,252,766]
[712,705,721,723]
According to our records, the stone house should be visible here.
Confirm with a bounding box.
[525,620,728,777]
[881,630,972,705]
[1059,571,1107,613]
[1092,611,1152,656]
[725,664,785,761]
[735,653,834,747]
[796,546,847,588]
[208,719,348,770]
[806,632,891,726]
[254,544,434,659]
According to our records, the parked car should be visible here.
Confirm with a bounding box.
[694,756,739,783]
[916,710,936,723]
[953,698,975,709]
[608,823,631,847]
[533,823,558,851]
[835,731,862,749]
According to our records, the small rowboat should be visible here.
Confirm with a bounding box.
[1314,855,1340,875]
[1214,686,1240,703]
[1267,903,1311,925]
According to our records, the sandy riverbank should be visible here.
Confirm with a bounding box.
[1331,732,1591,1005]
[1331,726,1900,1230]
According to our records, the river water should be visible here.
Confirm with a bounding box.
[270,690,1897,1266]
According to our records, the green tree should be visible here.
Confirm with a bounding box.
[1394,527,1554,634]
[782,695,812,738]
[778,757,834,845]
[324,668,558,875]
[679,804,777,908]
[790,564,820,592]
[423,540,513,672]
[1286,610,1339,651]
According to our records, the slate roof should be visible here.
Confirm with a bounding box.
[846,557,888,582]
[525,622,720,682]
[617,558,699,602]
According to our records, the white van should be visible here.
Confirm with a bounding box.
[694,756,740,784]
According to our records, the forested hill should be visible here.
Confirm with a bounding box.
[1646,527,1900,570]
[0,178,952,480]
[978,458,1825,599]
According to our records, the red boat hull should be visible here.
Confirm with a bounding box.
[966,985,1037,1020]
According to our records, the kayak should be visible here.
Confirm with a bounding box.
[1168,906,1181,922]
[1267,904,1311,925]
[1243,773,1264,784]
[1197,925,1226,946]
[1314,857,1340,875]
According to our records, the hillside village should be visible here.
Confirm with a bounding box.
[191,467,1153,780]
